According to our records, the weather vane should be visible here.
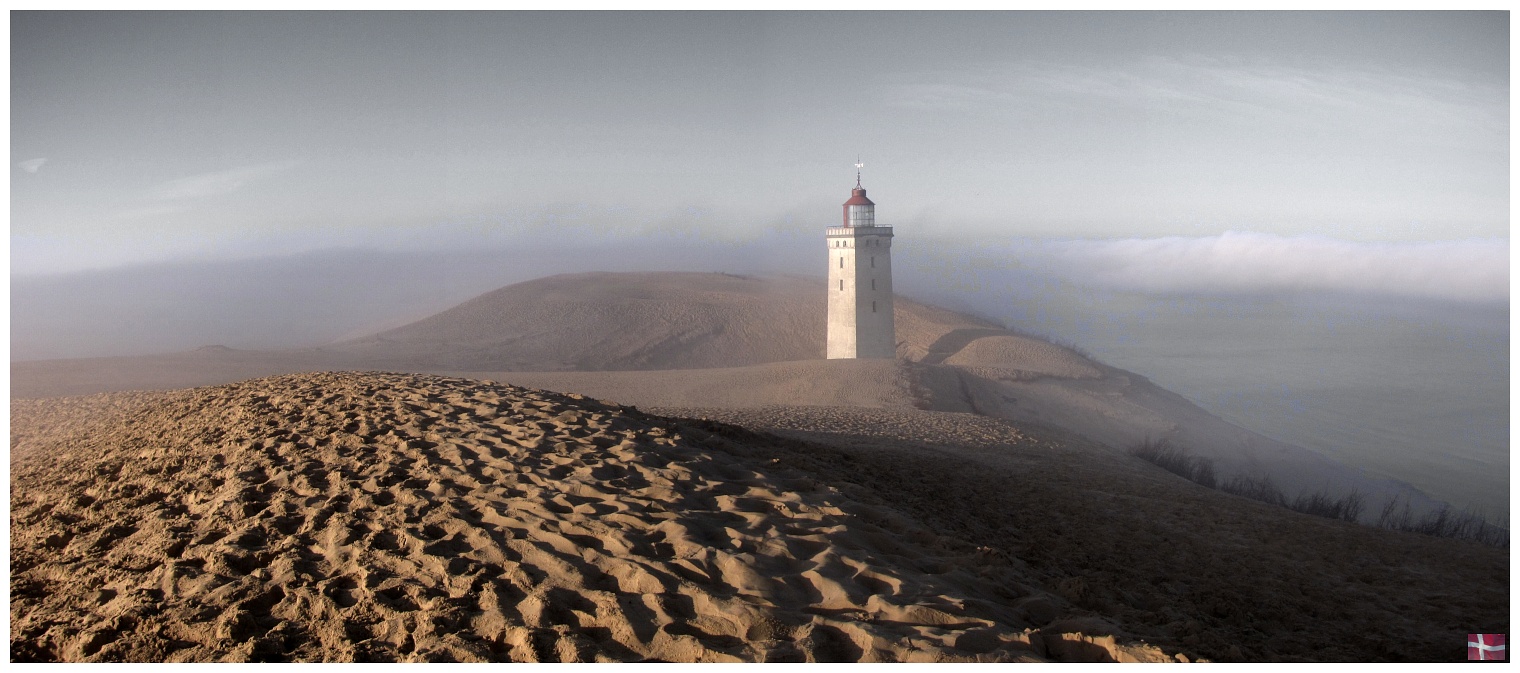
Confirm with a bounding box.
[855,156,864,188]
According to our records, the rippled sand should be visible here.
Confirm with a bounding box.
[12,372,1183,662]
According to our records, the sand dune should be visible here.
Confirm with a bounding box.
[12,372,1186,663]
[12,272,1439,514]
[330,271,1050,372]
[13,372,1506,662]
[331,272,826,371]
[940,335,1103,379]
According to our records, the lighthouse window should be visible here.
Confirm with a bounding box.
[839,279,843,291]
[871,256,875,268]
[871,279,876,290]
[839,257,843,268]
[872,301,877,313]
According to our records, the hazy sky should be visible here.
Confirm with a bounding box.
[11,11,1510,275]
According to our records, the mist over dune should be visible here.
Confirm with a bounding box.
[13,232,1503,361]
[15,270,1450,516]
[896,237,1510,516]
[9,236,820,362]
[1007,232,1509,303]
[13,242,1504,515]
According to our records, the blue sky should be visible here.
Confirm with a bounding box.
[11,11,1509,277]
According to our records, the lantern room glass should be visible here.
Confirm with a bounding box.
[847,205,875,227]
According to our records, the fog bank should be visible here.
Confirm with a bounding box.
[14,231,1507,362]
[974,232,1508,304]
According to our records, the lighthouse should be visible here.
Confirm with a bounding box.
[826,165,896,359]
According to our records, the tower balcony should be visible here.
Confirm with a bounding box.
[825,225,893,238]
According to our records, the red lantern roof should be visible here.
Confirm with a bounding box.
[844,187,874,206]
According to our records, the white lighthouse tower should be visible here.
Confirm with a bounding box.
[826,163,896,359]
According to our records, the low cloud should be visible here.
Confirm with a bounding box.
[19,157,46,173]
[154,159,302,202]
[1015,232,1508,304]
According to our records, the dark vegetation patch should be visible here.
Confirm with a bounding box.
[1377,494,1509,548]
[1129,439,1215,489]
[1132,442,1505,547]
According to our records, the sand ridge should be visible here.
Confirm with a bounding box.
[942,335,1104,380]
[11,371,1182,662]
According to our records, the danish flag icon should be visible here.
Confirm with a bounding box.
[1468,634,1505,661]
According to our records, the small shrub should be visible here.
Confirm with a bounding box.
[1131,439,1216,488]
[1220,474,1284,506]
[1341,489,1366,523]
[1191,458,1217,490]
[1376,494,1508,548]
[1286,488,1365,523]
[1377,494,1415,530]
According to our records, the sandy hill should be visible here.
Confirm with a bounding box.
[330,271,1055,372]
[11,272,1443,513]
[333,272,824,371]
[335,271,1433,509]
[11,372,1504,662]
